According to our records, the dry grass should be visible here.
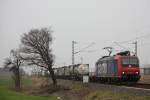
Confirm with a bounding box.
[20,77,150,100]
[84,90,150,100]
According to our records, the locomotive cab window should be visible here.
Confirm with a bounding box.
[122,57,139,67]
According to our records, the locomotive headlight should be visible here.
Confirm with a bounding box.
[136,72,139,74]
[122,72,125,74]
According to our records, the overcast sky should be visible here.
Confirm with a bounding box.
[0,0,150,70]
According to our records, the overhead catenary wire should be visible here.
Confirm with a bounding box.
[117,34,150,44]
[112,33,150,56]
[138,42,150,47]
[74,34,150,57]
[113,42,130,50]
[74,42,96,54]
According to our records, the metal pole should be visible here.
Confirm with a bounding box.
[135,41,137,56]
[72,41,75,79]
[72,41,75,65]
[133,41,137,56]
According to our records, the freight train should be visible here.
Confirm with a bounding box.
[54,51,141,83]
[54,64,89,80]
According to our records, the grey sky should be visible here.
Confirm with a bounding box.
[0,0,150,70]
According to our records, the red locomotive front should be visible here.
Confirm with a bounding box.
[115,55,140,82]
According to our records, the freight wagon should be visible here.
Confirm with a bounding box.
[54,64,89,80]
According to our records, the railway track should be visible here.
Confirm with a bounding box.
[127,83,150,89]
[57,79,150,96]
[97,82,150,89]
[57,77,150,90]
[89,81,150,96]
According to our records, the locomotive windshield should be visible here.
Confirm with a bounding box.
[122,57,139,67]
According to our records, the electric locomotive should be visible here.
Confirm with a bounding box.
[94,51,140,82]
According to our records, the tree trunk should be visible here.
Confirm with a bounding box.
[48,66,57,86]
[15,69,21,91]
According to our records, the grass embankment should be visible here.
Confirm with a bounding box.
[69,80,150,100]
[0,78,57,100]
[1,77,150,100]
[85,90,150,100]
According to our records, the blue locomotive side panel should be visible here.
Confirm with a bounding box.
[95,57,118,77]
[107,60,118,77]
[95,61,107,77]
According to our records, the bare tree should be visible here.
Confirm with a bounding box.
[4,49,23,90]
[20,27,57,85]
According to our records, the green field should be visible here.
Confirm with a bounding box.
[0,78,57,100]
